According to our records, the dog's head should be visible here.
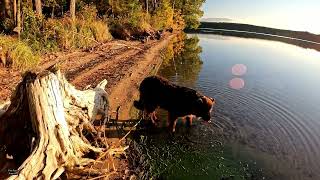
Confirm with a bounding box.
[194,96,215,121]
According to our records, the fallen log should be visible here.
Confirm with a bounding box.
[0,66,110,179]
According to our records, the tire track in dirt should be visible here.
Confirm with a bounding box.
[0,34,172,105]
[39,44,124,72]
[70,48,142,90]
[65,46,130,80]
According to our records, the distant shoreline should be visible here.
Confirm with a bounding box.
[186,22,320,51]
[199,28,320,45]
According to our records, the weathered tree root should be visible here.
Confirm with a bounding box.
[0,67,110,179]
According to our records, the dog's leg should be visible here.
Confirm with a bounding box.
[144,104,158,125]
[150,111,158,125]
[167,112,171,127]
[166,112,170,127]
[151,111,158,121]
[187,115,194,127]
[168,113,178,132]
[172,119,178,132]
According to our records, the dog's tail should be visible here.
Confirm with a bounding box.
[134,100,144,110]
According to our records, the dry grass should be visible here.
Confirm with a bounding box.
[0,35,40,70]
[42,16,112,51]
[22,5,112,52]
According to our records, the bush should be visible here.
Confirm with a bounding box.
[77,6,112,44]
[172,10,186,31]
[22,5,112,52]
[0,18,15,33]
[90,21,112,42]
[22,7,56,52]
[108,0,152,36]
[0,35,40,70]
[150,1,174,31]
[108,0,184,38]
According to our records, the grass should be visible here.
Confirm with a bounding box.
[0,6,112,71]
[0,35,40,71]
[23,6,112,52]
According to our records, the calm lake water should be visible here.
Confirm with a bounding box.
[146,33,320,180]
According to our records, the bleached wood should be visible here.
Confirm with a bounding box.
[0,68,109,179]
[0,101,10,117]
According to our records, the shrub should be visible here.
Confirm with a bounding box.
[89,20,112,42]
[0,18,15,33]
[108,0,151,35]
[172,10,186,31]
[150,1,174,31]
[0,35,40,70]
[21,7,57,52]
[21,5,112,52]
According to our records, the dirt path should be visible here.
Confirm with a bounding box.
[0,33,175,179]
[0,34,174,109]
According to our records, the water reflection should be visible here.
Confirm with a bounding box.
[153,34,267,179]
[195,29,320,52]
[159,34,203,86]
[156,33,320,180]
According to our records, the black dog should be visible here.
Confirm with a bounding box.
[134,76,215,132]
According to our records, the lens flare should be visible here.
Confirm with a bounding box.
[232,64,247,76]
[229,78,245,89]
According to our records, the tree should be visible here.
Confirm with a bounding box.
[35,0,42,16]
[4,0,10,18]
[145,0,149,14]
[158,35,203,84]
[15,0,21,36]
[70,0,76,21]
[13,0,16,25]
[172,0,205,29]
[0,1,3,18]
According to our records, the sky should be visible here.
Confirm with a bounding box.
[202,0,320,34]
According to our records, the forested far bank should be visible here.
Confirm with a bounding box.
[191,22,320,43]
[0,0,205,70]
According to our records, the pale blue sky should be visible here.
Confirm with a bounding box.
[202,0,320,34]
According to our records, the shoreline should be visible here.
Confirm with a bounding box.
[108,33,175,121]
[0,32,176,179]
[187,26,320,52]
[0,33,176,103]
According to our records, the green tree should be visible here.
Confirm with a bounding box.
[151,0,174,30]
[172,0,205,29]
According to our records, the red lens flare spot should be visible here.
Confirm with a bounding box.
[232,64,247,76]
[229,78,245,89]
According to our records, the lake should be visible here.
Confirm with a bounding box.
[134,33,320,180]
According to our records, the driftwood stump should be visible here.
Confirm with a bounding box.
[0,67,110,179]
